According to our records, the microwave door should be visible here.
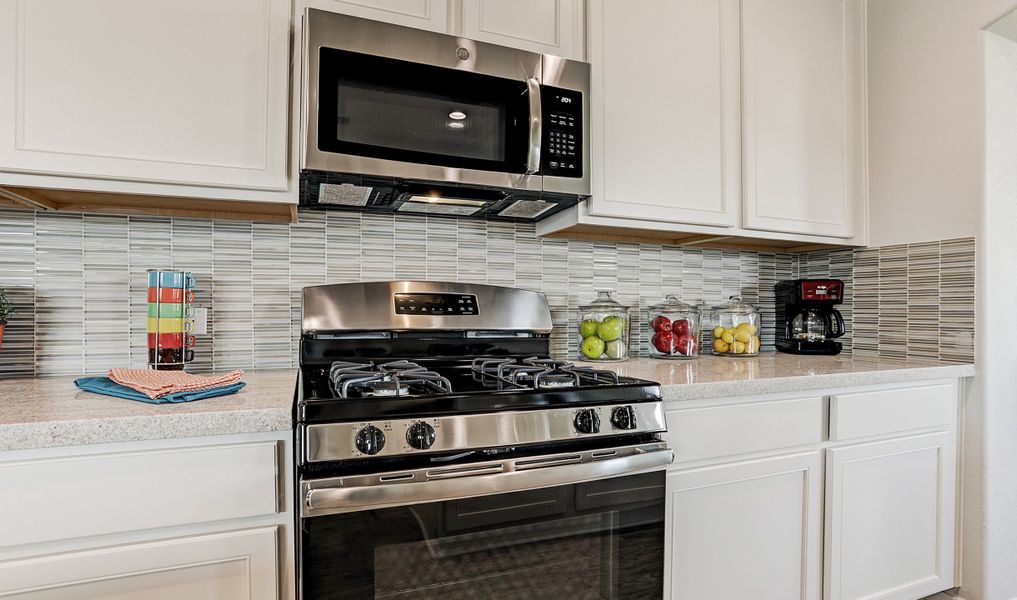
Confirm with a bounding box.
[309,47,541,191]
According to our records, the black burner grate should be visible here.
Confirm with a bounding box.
[329,360,453,399]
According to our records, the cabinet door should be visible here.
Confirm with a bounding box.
[666,452,823,600]
[462,0,584,61]
[0,528,279,599]
[0,0,290,193]
[741,0,863,238]
[307,0,449,33]
[824,433,957,600]
[585,0,741,227]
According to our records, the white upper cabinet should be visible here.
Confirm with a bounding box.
[538,0,868,247]
[307,0,450,33]
[0,0,292,200]
[585,0,740,227]
[462,0,585,61]
[741,0,864,238]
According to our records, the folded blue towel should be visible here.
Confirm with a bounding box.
[74,377,246,404]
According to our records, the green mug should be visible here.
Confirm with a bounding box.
[147,303,194,318]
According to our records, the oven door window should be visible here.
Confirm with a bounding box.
[300,471,665,599]
[317,48,532,174]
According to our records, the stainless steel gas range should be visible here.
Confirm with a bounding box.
[294,281,672,600]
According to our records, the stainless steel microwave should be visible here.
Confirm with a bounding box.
[300,9,591,221]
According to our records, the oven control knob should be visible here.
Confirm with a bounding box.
[355,425,386,456]
[405,421,436,450]
[574,409,601,434]
[611,406,637,430]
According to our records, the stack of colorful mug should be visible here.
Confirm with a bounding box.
[147,270,196,370]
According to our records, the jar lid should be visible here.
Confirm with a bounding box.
[710,295,758,315]
[579,290,630,311]
[648,294,699,313]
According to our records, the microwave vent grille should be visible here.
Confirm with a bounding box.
[498,200,556,219]
[318,183,372,207]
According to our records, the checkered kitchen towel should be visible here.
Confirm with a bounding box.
[107,368,244,399]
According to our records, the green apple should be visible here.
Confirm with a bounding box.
[582,336,606,359]
[596,317,624,342]
[579,318,600,338]
[605,339,626,360]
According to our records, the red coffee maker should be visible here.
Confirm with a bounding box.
[775,279,846,355]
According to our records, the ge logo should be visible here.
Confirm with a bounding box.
[456,47,470,61]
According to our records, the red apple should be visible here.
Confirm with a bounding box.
[651,316,671,332]
[652,331,675,354]
[676,334,697,356]
[671,319,691,337]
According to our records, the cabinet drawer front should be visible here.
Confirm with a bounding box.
[830,384,956,442]
[0,527,278,599]
[666,397,823,464]
[0,442,279,549]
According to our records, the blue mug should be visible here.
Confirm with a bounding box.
[148,271,195,289]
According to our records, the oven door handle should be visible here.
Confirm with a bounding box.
[302,443,674,517]
[525,77,542,175]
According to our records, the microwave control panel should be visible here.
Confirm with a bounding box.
[541,86,583,178]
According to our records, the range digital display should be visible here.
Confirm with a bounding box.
[394,293,478,315]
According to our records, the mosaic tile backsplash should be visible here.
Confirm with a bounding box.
[0,208,975,377]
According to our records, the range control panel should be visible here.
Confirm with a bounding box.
[394,293,478,316]
[540,85,583,177]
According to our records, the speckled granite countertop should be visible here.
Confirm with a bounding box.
[578,354,975,402]
[0,370,296,452]
[0,356,975,452]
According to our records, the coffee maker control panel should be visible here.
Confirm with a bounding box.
[800,279,843,302]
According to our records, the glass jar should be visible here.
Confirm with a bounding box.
[577,290,631,362]
[707,296,762,357]
[647,295,701,359]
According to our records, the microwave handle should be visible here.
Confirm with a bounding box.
[526,77,542,174]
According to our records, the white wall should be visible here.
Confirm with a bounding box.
[867,0,1017,247]
[973,24,1017,600]
[868,2,1017,599]
[974,29,1017,600]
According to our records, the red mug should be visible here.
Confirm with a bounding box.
[148,348,195,369]
[147,333,196,348]
[147,287,195,303]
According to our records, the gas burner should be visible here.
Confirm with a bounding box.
[468,357,620,391]
[329,360,453,399]
[355,380,410,397]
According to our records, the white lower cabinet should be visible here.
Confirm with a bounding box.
[664,381,961,600]
[0,527,278,600]
[666,452,823,600]
[0,432,293,600]
[824,432,957,600]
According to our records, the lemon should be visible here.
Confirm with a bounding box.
[713,339,729,353]
[721,331,735,345]
[733,341,747,354]
[735,329,752,343]
[748,336,760,353]
[712,326,725,338]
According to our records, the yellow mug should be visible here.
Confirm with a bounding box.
[147,317,194,334]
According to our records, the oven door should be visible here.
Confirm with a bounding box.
[298,442,672,600]
[303,9,544,192]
